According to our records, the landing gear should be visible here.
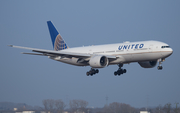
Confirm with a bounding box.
[86,68,99,76]
[157,58,164,70]
[114,69,126,76]
[157,66,163,70]
[114,64,127,76]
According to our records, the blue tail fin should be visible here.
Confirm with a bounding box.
[47,21,69,51]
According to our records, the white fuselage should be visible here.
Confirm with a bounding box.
[51,40,173,66]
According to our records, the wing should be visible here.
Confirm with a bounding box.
[9,45,117,59]
[9,45,91,58]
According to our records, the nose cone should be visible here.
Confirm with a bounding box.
[169,48,173,55]
[165,48,173,57]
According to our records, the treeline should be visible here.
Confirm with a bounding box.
[101,102,180,113]
[0,100,180,113]
[0,102,35,111]
[41,99,180,113]
[42,99,88,113]
[102,102,138,113]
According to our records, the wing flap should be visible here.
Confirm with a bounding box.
[105,55,117,59]
[22,52,45,56]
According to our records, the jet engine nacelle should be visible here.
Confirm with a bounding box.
[89,56,109,68]
[138,60,157,68]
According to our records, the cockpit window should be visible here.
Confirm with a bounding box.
[161,46,170,48]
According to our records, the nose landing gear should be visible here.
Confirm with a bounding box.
[114,64,127,76]
[157,66,163,70]
[157,58,165,70]
[86,68,99,76]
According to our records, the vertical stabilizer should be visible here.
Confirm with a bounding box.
[47,21,69,51]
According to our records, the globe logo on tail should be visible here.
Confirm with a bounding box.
[54,34,69,51]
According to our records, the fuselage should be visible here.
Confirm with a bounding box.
[52,40,173,66]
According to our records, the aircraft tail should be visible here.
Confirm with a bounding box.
[47,21,69,51]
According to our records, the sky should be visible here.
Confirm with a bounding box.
[0,0,180,108]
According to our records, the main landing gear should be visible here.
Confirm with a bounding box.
[86,68,99,76]
[157,58,164,70]
[114,64,127,76]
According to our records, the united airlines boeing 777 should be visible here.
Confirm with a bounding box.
[9,21,173,76]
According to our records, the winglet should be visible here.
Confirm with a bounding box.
[47,21,69,51]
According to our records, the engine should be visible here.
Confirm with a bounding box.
[89,56,109,68]
[138,60,157,68]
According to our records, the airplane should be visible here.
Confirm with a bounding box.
[9,21,173,76]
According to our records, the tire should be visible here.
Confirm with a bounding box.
[114,72,117,76]
[86,72,89,76]
[158,66,163,70]
[118,71,121,75]
[95,69,99,73]
[123,69,127,73]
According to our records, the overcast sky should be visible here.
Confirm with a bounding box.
[0,0,180,108]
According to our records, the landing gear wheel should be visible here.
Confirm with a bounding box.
[114,64,127,76]
[95,69,99,73]
[114,71,117,76]
[123,69,127,73]
[86,68,99,76]
[157,66,163,70]
[86,72,89,76]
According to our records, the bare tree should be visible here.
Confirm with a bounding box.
[69,99,88,113]
[104,102,137,113]
[155,105,163,113]
[49,99,55,112]
[43,99,65,113]
[55,99,66,113]
[109,102,121,113]
[43,99,49,113]
[43,99,55,113]
[79,100,88,112]
[174,102,179,113]
[163,103,171,113]
[69,100,79,113]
